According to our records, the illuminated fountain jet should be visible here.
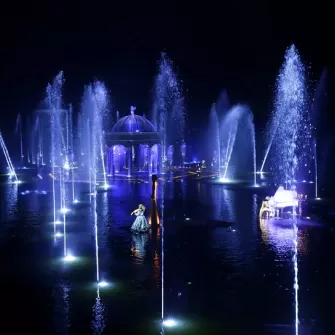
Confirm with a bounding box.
[0,132,20,183]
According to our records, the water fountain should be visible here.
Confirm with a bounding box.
[311,69,328,198]
[272,44,308,334]
[208,103,220,172]
[46,71,73,258]
[0,132,19,183]
[222,105,256,185]
[208,104,257,185]
[80,81,110,192]
[15,113,24,166]
[261,46,312,187]
[152,53,186,168]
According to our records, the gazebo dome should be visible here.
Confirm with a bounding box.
[112,107,156,133]
[105,106,160,147]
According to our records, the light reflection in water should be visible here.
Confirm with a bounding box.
[252,194,258,234]
[259,219,308,256]
[91,288,106,334]
[160,180,165,321]
[2,183,18,221]
[131,233,149,263]
[53,279,71,334]
[152,228,161,287]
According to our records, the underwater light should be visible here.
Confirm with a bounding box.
[55,232,63,237]
[98,281,109,287]
[218,178,232,183]
[54,220,62,225]
[64,254,76,262]
[73,199,79,204]
[163,318,178,327]
[60,207,70,214]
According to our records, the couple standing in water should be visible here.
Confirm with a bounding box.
[130,204,150,233]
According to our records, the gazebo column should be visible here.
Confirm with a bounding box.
[106,145,110,175]
[110,146,115,176]
[127,146,132,178]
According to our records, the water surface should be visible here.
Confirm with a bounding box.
[1,178,333,334]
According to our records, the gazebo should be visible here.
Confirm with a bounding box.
[105,106,161,175]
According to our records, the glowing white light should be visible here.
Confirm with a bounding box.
[14,180,22,184]
[54,220,62,225]
[64,254,76,262]
[63,162,70,170]
[218,178,232,183]
[60,207,70,214]
[163,319,178,327]
[98,281,109,287]
[55,232,63,237]
[185,217,190,221]
[315,197,321,200]
[73,199,79,204]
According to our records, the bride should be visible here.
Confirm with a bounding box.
[130,204,150,233]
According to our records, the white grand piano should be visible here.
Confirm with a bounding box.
[269,186,298,209]
[260,186,301,219]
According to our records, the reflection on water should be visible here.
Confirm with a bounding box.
[0,180,332,333]
[91,289,106,335]
[1,183,18,221]
[131,233,149,262]
[53,279,71,334]
[260,219,309,256]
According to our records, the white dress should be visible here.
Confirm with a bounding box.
[131,209,150,233]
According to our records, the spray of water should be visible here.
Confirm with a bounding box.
[92,81,110,189]
[46,71,69,250]
[15,113,24,166]
[160,182,165,322]
[310,69,327,198]
[220,105,256,184]
[81,82,110,191]
[208,104,221,173]
[0,132,18,182]
[153,53,186,167]
[274,45,308,334]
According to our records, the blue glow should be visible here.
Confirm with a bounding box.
[0,132,18,182]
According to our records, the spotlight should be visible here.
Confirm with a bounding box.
[98,281,109,287]
[163,318,178,327]
[60,207,70,214]
[64,254,76,262]
[63,162,70,170]
[218,178,231,183]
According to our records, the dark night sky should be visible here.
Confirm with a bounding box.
[1,1,333,137]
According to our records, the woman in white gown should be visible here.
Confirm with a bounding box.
[130,204,150,233]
